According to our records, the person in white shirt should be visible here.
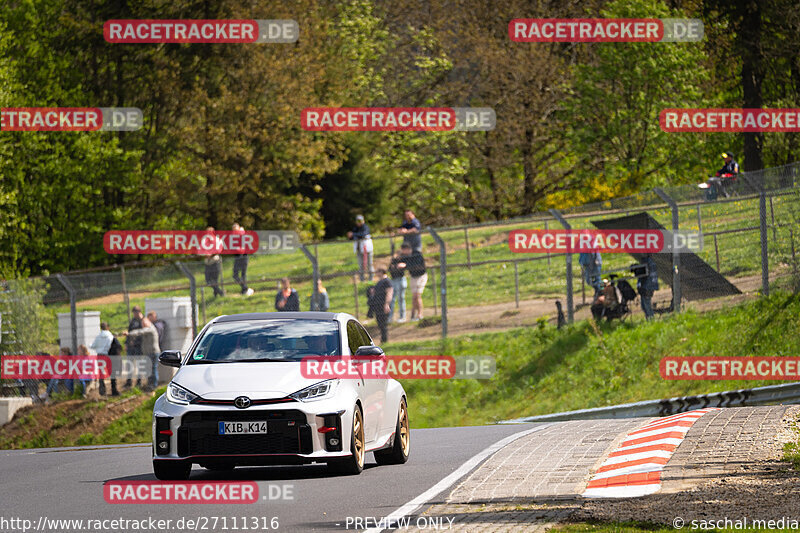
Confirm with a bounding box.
[91,322,116,396]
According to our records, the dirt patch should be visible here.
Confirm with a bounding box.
[0,392,154,448]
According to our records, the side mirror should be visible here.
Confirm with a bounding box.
[159,350,182,367]
[353,345,384,361]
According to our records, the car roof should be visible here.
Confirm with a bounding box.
[213,312,349,323]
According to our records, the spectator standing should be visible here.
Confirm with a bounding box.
[388,251,407,323]
[398,210,422,253]
[124,305,143,388]
[368,268,393,343]
[77,344,93,396]
[232,223,254,296]
[309,279,330,311]
[46,347,73,398]
[147,311,167,388]
[275,277,300,311]
[397,243,427,321]
[204,226,225,297]
[578,251,603,294]
[347,215,374,281]
[633,255,659,319]
[91,322,119,396]
[125,317,160,390]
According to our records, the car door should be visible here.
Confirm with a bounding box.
[353,320,386,444]
[346,320,383,444]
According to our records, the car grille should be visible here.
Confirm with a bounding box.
[178,410,313,457]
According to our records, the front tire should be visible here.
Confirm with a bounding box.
[374,398,410,465]
[328,405,365,475]
[153,460,191,480]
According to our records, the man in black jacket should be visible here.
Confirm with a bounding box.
[368,269,393,343]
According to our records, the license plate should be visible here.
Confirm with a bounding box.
[218,421,268,435]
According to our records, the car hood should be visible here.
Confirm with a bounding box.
[173,362,326,400]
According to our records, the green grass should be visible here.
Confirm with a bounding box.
[385,291,800,428]
[782,414,800,470]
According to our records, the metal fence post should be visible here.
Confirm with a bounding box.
[514,261,520,308]
[653,188,681,312]
[120,265,131,322]
[301,244,320,308]
[431,266,438,315]
[55,274,78,356]
[428,227,447,338]
[548,209,573,324]
[174,262,197,337]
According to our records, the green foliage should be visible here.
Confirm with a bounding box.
[0,278,50,355]
[564,0,729,203]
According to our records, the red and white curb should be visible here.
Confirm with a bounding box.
[583,408,717,498]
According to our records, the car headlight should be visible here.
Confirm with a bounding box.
[166,382,198,405]
[289,380,339,402]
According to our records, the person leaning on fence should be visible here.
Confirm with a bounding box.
[309,279,330,312]
[204,226,225,297]
[368,268,393,343]
[275,277,300,311]
[347,215,374,281]
[123,317,160,391]
[232,222,255,296]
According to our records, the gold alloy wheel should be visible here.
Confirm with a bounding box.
[399,401,410,456]
[353,409,365,468]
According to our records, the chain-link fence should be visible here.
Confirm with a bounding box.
[1,163,799,403]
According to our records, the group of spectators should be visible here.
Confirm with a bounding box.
[37,305,165,401]
[352,211,426,343]
[580,250,659,321]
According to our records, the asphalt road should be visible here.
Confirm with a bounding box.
[0,424,537,533]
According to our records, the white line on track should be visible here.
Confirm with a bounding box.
[362,424,553,533]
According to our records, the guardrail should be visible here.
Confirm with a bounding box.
[499,381,800,423]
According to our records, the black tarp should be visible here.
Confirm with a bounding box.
[592,212,741,301]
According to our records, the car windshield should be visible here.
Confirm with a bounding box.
[186,319,340,364]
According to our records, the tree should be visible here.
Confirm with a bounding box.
[565,0,728,201]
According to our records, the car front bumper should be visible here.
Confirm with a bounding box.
[152,394,355,464]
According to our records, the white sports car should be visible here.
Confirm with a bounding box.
[151,312,409,480]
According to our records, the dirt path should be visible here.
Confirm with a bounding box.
[369,271,782,344]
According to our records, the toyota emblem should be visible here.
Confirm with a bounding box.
[234,396,251,409]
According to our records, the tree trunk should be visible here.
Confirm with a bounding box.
[740,0,764,171]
